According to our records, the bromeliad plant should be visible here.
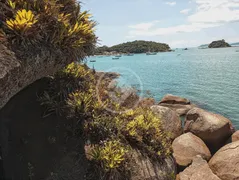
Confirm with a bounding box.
[0,0,97,60]
[6,9,38,32]
[39,62,173,180]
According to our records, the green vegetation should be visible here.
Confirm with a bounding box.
[208,39,231,48]
[0,0,96,60]
[40,62,173,180]
[95,40,171,54]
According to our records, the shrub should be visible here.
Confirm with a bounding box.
[87,140,131,180]
[39,62,173,180]
[0,0,96,60]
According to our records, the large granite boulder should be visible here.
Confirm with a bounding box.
[151,105,182,139]
[131,150,176,180]
[232,130,239,142]
[209,141,239,180]
[184,108,234,153]
[178,155,220,180]
[159,94,195,116]
[172,132,211,167]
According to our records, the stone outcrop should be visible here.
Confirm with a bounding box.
[159,94,196,116]
[184,108,234,153]
[0,44,72,110]
[232,130,239,142]
[209,141,239,180]
[178,155,220,180]
[151,105,182,139]
[138,97,155,108]
[172,132,211,167]
[208,39,231,48]
[131,150,176,180]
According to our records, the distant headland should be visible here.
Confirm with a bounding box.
[94,40,171,55]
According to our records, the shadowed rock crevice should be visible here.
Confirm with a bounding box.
[0,78,87,180]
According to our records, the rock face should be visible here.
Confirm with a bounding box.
[184,108,234,153]
[178,155,220,180]
[209,141,239,180]
[151,105,182,139]
[131,151,176,180]
[208,39,231,48]
[159,94,195,116]
[0,44,72,110]
[172,132,211,167]
[232,130,239,142]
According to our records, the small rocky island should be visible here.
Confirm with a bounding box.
[208,39,231,48]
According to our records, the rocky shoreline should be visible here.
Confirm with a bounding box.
[149,94,239,180]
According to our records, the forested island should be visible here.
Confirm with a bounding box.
[208,39,231,48]
[94,40,171,55]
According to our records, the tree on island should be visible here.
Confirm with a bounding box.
[208,39,231,48]
[94,40,171,54]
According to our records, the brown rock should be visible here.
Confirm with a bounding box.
[160,94,190,105]
[178,155,220,180]
[232,130,239,142]
[159,94,196,116]
[131,150,176,180]
[184,108,234,153]
[209,141,239,180]
[151,105,182,139]
[172,132,211,167]
[138,97,155,108]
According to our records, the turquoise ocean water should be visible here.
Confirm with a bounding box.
[88,47,239,129]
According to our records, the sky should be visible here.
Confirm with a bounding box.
[81,0,239,48]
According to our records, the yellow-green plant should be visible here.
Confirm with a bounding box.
[90,140,128,170]
[6,9,38,32]
[0,0,96,60]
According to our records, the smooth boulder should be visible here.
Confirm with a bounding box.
[159,94,195,116]
[209,141,239,180]
[232,130,239,142]
[151,105,182,139]
[184,108,234,153]
[178,155,220,180]
[172,132,211,167]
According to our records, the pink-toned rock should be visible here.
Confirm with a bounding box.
[184,108,234,153]
[151,105,182,139]
[159,94,196,116]
[232,130,239,142]
[178,155,220,180]
[172,132,211,167]
[209,141,239,180]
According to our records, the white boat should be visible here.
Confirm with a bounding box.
[146,52,157,55]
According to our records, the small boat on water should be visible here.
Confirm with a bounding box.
[115,55,122,57]
[126,53,134,56]
[146,52,157,55]
[112,57,120,60]
[90,60,96,62]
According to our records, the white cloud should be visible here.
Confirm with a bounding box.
[188,0,239,24]
[180,9,191,14]
[165,1,176,6]
[128,20,160,31]
[127,0,239,37]
[128,22,221,37]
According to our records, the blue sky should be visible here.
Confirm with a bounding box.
[82,0,239,48]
